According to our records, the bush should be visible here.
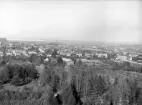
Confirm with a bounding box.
[11,75,23,86]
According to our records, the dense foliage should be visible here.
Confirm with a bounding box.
[0,58,142,105]
[0,63,39,86]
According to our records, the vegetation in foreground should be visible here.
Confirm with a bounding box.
[0,55,142,105]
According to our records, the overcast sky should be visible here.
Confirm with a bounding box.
[0,0,141,44]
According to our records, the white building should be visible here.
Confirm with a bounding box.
[28,51,37,55]
[115,55,127,61]
[85,53,91,58]
[47,54,52,57]
[76,53,82,57]
[44,58,49,62]
[0,52,3,56]
[38,48,45,53]
[62,58,74,66]
[6,52,13,56]
[96,53,108,58]
[81,59,90,63]
[66,53,71,57]
[22,51,29,57]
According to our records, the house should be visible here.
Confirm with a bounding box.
[9,43,14,48]
[6,52,13,56]
[62,58,74,66]
[92,46,97,49]
[36,64,45,75]
[66,53,71,57]
[22,51,29,57]
[44,58,49,62]
[47,54,52,57]
[12,50,22,56]
[115,55,127,61]
[28,51,37,55]
[23,47,28,50]
[127,56,132,61]
[12,49,28,57]
[125,60,142,69]
[0,52,3,56]
[85,53,91,58]
[38,48,45,53]
[59,51,66,56]
[76,53,82,57]
[44,58,49,64]
[80,59,89,63]
[96,53,108,58]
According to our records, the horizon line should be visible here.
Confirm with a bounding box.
[5,38,141,45]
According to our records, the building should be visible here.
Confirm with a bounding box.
[28,51,37,55]
[47,54,52,57]
[0,51,3,57]
[44,58,49,62]
[96,53,108,59]
[62,58,74,66]
[38,48,45,53]
[6,52,13,56]
[85,53,92,58]
[59,51,66,56]
[76,53,82,57]
[115,55,127,61]
[66,53,71,57]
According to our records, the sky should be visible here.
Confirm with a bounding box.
[0,0,141,44]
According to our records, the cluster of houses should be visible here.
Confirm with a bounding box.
[115,53,138,62]
[1,38,142,69]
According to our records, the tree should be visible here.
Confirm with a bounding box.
[76,59,82,67]
[0,63,38,86]
[45,49,52,54]
[49,74,60,92]
[126,78,142,105]
[11,75,22,86]
[110,100,113,105]
[57,57,63,66]
[89,75,107,97]
[52,49,58,58]
[71,81,83,105]
[82,52,85,57]
[71,57,76,65]
[47,86,63,105]
[62,77,83,105]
